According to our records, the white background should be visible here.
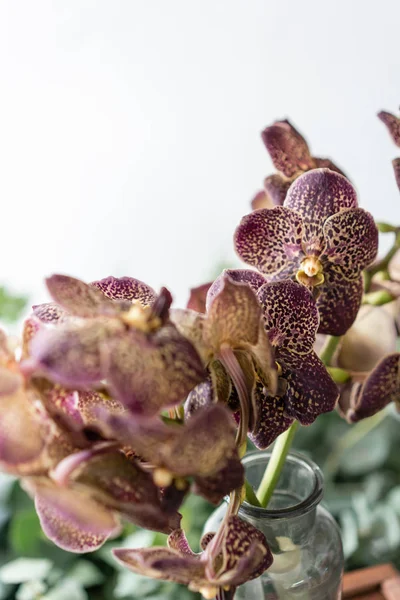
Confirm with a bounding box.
[1,1,399,308]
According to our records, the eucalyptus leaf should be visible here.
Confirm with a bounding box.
[0,558,53,584]
[16,580,47,600]
[338,509,359,559]
[41,578,88,600]
[68,561,105,588]
[114,571,161,598]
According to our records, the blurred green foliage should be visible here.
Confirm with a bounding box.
[0,288,27,324]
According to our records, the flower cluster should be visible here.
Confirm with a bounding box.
[2,107,400,600]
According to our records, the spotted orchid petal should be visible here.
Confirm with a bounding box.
[29,479,121,553]
[113,546,205,587]
[206,270,267,312]
[32,303,70,323]
[29,320,112,388]
[284,169,358,254]
[316,270,363,335]
[393,158,400,191]
[338,306,398,372]
[378,110,400,147]
[344,353,400,423]
[108,324,206,415]
[72,451,181,532]
[261,120,314,178]
[169,308,209,363]
[322,208,378,279]
[235,207,304,276]
[193,450,245,505]
[257,280,319,355]
[114,516,271,592]
[0,387,48,474]
[249,382,294,449]
[187,282,213,313]
[46,274,118,318]
[212,516,272,586]
[278,350,339,424]
[203,276,262,352]
[91,276,157,306]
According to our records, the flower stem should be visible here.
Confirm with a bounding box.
[256,421,299,508]
[244,479,262,507]
[319,335,341,365]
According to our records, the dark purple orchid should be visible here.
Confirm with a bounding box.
[236,168,379,335]
[96,403,244,505]
[26,275,207,417]
[114,515,272,599]
[173,273,277,447]
[251,119,346,209]
[378,109,400,191]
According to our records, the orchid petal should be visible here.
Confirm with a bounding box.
[279,350,339,424]
[393,158,400,191]
[284,169,358,254]
[263,175,291,206]
[316,270,363,335]
[29,320,112,388]
[108,324,206,415]
[32,303,70,323]
[0,388,47,473]
[203,276,262,351]
[322,208,378,279]
[249,382,294,449]
[257,280,319,355]
[235,207,304,275]
[261,120,314,178]
[46,274,117,317]
[206,270,267,312]
[32,480,121,553]
[91,276,156,305]
[347,353,400,422]
[187,282,213,313]
[378,110,400,147]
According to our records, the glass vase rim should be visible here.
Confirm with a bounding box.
[239,449,324,520]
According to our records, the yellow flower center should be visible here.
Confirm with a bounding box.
[121,302,162,333]
[296,256,324,287]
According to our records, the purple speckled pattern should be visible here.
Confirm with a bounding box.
[32,303,70,324]
[235,169,378,335]
[46,274,117,318]
[113,515,271,592]
[378,110,400,147]
[247,280,338,447]
[91,275,157,306]
[345,353,400,422]
[262,119,314,178]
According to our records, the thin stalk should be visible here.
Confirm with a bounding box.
[244,479,262,508]
[256,421,298,507]
[319,335,341,365]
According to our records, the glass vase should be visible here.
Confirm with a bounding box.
[204,451,343,600]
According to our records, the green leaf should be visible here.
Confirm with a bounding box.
[0,287,27,323]
[338,509,359,559]
[9,509,43,556]
[0,558,53,584]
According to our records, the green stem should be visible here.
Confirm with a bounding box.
[256,421,299,508]
[244,479,262,507]
[319,335,341,365]
[327,366,351,384]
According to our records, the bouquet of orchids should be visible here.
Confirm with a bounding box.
[1,107,400,600]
